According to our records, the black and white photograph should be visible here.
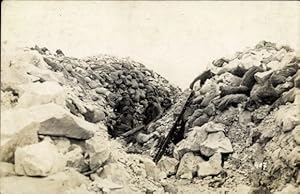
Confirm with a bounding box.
[1,1,300,193]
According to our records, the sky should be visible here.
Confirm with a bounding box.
[2,1,300,89]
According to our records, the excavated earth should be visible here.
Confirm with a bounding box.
[1,41,300,194]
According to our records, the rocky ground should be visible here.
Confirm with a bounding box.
[1,41,300,194]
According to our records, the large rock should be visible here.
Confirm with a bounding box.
[275,104,300,132]
[64,145,88,173]
[174,126,207,159]
[1,103,67,144]
[89,148,111,171]
[176,152,203,180]
[99,163,131,186]
[254,70,273,84]
[0,162,15,177]
[157,156,179,176]
[142,157,165,181]
[174,122,227,159]
[197,152,223,177]
[0,123,39,163]
[38,114,94,140]
[15,140,66,176]
[200,131,233,157]
[1,49,51,89]
[0,169,88,194]
[15,81,65,108]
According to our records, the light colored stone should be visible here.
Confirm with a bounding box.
[38,114,94,140]
[157,156,179,176]
[200,131,233,156]
[267,61,281,71]
[176,152,203,180]
[0,122,39,162]
[203,122,226,133]
[292,125,300,145]
[89,149,111,171]
[95,87,110,96]
[197,152,223,177]
[100,163,131,185]
[276,104,300,132]
[0,162,15,177]
[142,157,165,181]
[15,81,65,108]
[1,103,66,144]
[15,140,66,176]
[173,126,207,160]
[274,184,300,194]
[92,176,123,193]
[254,70,273,84]
[1,49,51,89]
[53,137,71,154]
[65,145,87,172]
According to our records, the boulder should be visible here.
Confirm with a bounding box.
[1,49,51,89]
[65,145,88,173]
[203,122,226,133]
[0,169,88,194]
[15,140,66,176]
[275,104,300,132]
[176,152,203,179]
[53,137,71,154]
[1,103,67,144]
[15,81,65,108]
[83,107,106,123]
[142,158,165,181]
[0,162,15,177]
[89,149,111,171]
[100,163,131,186]
[254,70,273,84]
[197,152,223,177]
[174,126,208,159]
[157,156,179,176]
[200,131,233,157]
[266,61,282,71]
[292,125,300,145]
[38,114,94,140]
[95,87,110,97]
[91,176,123,193]
[0,122,39,163]
[274,184,300,194]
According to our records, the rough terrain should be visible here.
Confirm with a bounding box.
[1,41,299,194]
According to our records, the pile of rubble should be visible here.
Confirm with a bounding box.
[136,40,300,193]
[0,46,178,194]
[1,41,300,194]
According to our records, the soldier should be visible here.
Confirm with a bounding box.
[190,69,215,90]
[113,106,134,137]
[143,96,162,125]
[114,92,134,113]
